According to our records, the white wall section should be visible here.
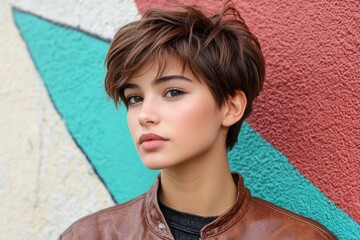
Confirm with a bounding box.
[0,3,114,239]
[7,0,140,39]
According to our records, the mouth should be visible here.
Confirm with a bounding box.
[139,133,168,150]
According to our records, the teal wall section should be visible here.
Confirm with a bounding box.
[13,9,159,203]
[14,9,360,239]
[229,124,360,238]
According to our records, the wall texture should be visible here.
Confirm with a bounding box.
[1,0,359,239]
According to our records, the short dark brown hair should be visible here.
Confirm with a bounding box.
[105,5,265,149]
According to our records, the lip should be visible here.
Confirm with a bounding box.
[139,133,168,150]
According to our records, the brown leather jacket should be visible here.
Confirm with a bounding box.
[59,173,337,240]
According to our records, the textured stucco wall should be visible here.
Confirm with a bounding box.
[238,0,360,223]
[1,0,359,239]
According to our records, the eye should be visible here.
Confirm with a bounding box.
[164,88,185,98]
[126,95,143,105]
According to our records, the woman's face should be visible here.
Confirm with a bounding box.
[123,57,227,170]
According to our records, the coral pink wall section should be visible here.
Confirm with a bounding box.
[135,0,360,222]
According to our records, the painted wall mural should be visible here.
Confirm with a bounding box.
[1,0,359,239]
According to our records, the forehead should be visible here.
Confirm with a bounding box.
[128,56,190,83]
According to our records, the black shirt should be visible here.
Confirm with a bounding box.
[159,201,218,240]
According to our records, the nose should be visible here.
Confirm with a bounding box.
[138,97,160,126]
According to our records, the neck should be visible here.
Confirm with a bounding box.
[158,143,237,217]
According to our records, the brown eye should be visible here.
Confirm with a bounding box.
[127,95,143,105]
[165,89,184,98]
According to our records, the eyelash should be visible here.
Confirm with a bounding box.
[125,88,186,106]
[126,95,142,105]
[164,88,185,98]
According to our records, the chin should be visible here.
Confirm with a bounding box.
[143,163,165,170]
[141,157,174,170]
[141,159,166,170]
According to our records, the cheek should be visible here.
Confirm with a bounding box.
[169,99,221,139]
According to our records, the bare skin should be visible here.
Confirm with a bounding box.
[158,148,238,217]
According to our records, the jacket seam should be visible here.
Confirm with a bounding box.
[253,198,335,240]
[86,194,144,215]
[204,195,253,238]
[144,206,171,240]
[59,228,73,240]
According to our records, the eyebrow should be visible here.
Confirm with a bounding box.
[121,75,193,92]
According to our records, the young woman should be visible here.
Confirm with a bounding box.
[59,5,337,240]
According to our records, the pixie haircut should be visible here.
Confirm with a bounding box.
[105,5,265,150]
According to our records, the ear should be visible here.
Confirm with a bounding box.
[222,91,247,127]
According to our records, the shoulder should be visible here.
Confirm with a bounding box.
[59,193,146,240]
[245,197,337,240]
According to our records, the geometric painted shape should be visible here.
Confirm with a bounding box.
[230,124,360,239]
[14,9,360,239]
[9,0,139,39]
[242,0,360,224]
[13,8,159,204]
[0,3,113,239]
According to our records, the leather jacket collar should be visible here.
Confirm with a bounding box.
[145,173,251,239]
